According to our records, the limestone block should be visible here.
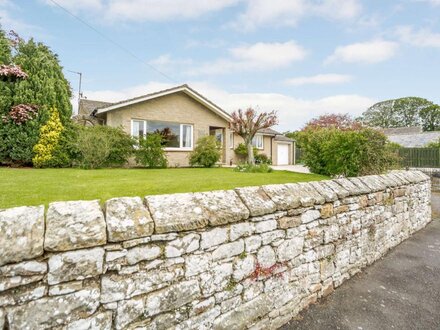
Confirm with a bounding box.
[255,219,277,233]
[0,274,44,292]
[200,263,233,295]
[126,244,161,265]
[233,255,256,281]
[320,203,334,219]
[301,210,321,224]
[45,200,106,252]
[309,181,338,202]
[48,247,104,284]
[0,260,46,277]
[115,296,144,330]
[0,308,4,330]
[278,216,301,229]
[194,190,249,226]
[212,294,272,330]
[257,246,276,268]
[277,237,304,262]
[348,177,371,194]
[66,311,112,330]
[105,197,154,242]
[0,205,44,266]
[262,184,301,211]
[235,186,276,216]
[230,222,255,241]
[200,228,228,250]
[185,254,212,277]
[212,240,244,261]
[145,193,208,234]
[176,306,221,330]
[7,284,100,330]
[320,180,350,199]
[333,178,360,196]
[166,233,200,257]
[145,280,201,316]
[297,182,326,206]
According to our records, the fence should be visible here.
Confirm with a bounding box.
[398,148,440,168]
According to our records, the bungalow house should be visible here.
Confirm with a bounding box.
[76,84,295,167]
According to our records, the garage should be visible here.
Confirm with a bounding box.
[277,144,290,165]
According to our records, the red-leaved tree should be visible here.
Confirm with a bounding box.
[230,108,278,165]
[303,113,362,131]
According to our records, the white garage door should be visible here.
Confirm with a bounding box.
[277,144,289,165]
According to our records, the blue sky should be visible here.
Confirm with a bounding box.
[1,0,440,130]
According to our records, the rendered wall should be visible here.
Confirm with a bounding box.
[0,171,431,330]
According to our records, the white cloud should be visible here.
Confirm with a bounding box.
[186,41,307,75]
[414,0,440,6]
[395,25,440,48]
[325,40,398,64]
[45,0,240,22]
[232,0,361,30]
[79,81,374,131]
[285,74,353,86]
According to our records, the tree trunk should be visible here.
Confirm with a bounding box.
[246,141,255,165]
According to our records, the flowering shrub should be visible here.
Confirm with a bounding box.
[3,104,38,125]
[233,163,273,173]
[0,64,28,80]
[32,107,63,167]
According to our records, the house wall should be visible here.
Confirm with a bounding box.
[0,171,431,329]
[103,92,231,167]
[272,141,294,166]
[229,134,276,165]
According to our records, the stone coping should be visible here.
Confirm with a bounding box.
[0,170,430,266]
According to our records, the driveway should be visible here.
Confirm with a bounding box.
[281,199,440,330]
[272,165,310,173]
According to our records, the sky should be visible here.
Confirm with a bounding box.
[1,0,440,131]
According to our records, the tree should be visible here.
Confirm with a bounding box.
[0,29,72,165]
[303,113,362,131]
[359,97,440,131]
[230,108,278,165]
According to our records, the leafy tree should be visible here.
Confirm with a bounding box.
[33,107,63,167]
[189,136,221,167]
[360,97,440,131]
[303,113,362,131]
[135,133,168,168]
[230,108,278,165]
[0,29,72,165]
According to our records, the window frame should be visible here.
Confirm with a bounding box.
[252,134,264,150]
[229,131,234,149]
[130,119,194,151]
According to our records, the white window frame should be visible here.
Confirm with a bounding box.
[229,131,234,149]
[252,134,264,150]
[130,119,193,151]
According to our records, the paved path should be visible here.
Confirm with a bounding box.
[281,218,440,330]
[272,165,310,173]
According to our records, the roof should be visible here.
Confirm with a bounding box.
[274,135,294,142]
[257,128,281,135]
[95,84,232,122]
[78,99,114,116]
[387,131,440,147]
[380,126,423,135]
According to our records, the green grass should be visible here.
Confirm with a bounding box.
[0,167,327,209]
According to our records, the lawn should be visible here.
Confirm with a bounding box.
[0,167,327,209]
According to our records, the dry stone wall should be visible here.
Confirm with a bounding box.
[0,171,431,330]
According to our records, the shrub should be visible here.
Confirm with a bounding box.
[32,107,63,167]
[234,163,273,173]
[254,153,272,165]
[75,126,134,169]
[135,133,167,168]
[189,136,221,167]
[296,127,401,177]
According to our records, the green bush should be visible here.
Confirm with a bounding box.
[189,136,221,167]
[296,127,401,177]
[254,153,272,165]
[74,126,134,169]
[135,133,167,168]
[233,163,273,173]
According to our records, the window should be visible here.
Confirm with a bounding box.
[252,134,264,149]
[131,119,193,149]
[229,132,234,149]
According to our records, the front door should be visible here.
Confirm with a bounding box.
[277,144,289,165]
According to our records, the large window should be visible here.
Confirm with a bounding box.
[131,119,193,150]
[252,134,264,149]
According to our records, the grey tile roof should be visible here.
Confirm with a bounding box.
[79,99,113,116]
[380,126,423,135]
[387,132,440,147]
[257,128,281,135]
[274,135,294,142]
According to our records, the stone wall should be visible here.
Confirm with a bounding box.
[0,171,431,330]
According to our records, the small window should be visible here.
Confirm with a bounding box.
[182,124,193,148]
[252,134,264,149]
[229,132,234,149]
[132,120,145,138]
